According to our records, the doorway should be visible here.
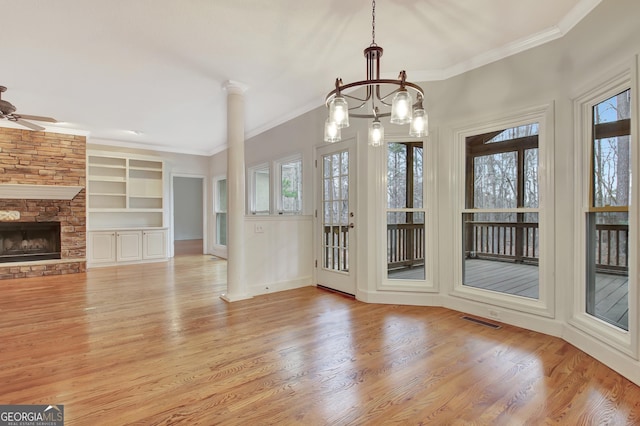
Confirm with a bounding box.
[172,175,206,257]
[315,138,357,295]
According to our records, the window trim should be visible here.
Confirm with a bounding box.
[247,162,271,215]
[212,175,228,251]
[571,67,637,357]
[451,103,555,318]
[275,154,303,215]
[379,135,437,292]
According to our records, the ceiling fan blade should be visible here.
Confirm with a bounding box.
[17,114,57,123]
[16,118,45,131]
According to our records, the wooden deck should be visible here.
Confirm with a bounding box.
[389,259,629,330]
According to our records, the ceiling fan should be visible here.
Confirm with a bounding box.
[0,85,57,131]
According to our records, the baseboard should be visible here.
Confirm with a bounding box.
[250,276,313,296]
[563,325,640,387]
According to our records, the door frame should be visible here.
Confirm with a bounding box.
[314,137,358,296]
[169,173,207,258]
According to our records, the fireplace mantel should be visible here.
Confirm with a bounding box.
[0,184,83,200]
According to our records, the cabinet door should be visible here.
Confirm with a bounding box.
[117,231,143,262]
[88,232,116,264]
[143,229,167,259]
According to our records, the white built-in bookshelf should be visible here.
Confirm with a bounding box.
[86,152,167,266]
[87,154,164,229]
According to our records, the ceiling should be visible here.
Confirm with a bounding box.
[1,0,600,156]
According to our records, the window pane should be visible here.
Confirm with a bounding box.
[216,212,227,246]
[387,212,425,280]
[217,179,227,212]
[280,159,302,213]
[462,212,539,299]
[253,168,270,214]
[524,149,539,208]
[594,90,631,124]
[215,179,227,246]
[473,152,517,209]
[486,123,539,143]
[592,89,631,208]
[592,136,631,208]
[387,142,423,209]
[586,212,629,330]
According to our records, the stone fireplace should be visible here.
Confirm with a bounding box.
[0,127,86,279]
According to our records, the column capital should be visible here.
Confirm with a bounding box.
[222,80,249,95]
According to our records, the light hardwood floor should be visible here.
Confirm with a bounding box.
[2,255,640,425]
[174,239,204,256]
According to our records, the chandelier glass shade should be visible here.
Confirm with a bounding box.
[324,0,427,145]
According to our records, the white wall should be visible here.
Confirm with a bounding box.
[244,216,313,295]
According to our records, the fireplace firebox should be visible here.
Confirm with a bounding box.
[0,222,61,263]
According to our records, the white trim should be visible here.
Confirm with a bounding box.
[274,153,304,215]
[246,162,271,215]
[450,103,555,318]
[378,133,438,293]
[169,173,207,258]
[570,59,637,357]
[89,138,212,157]
[211,175,228,258]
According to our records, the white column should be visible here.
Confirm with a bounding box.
[221,80,252,302]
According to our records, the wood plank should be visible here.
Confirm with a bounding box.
[174,238,203,256]
[1,255,639,424]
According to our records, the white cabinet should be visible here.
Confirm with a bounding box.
[87,228,167,267]
[116,231,143,262]
[87,231,116,264]
[143,229,167,259]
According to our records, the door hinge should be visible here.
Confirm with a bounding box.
[315,209,317,218]
[315,159,318,168]
[315,260,318,268]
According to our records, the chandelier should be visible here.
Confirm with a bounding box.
[324,0,428,146]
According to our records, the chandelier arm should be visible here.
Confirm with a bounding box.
[326,79,424,106]
[341,92,373,103]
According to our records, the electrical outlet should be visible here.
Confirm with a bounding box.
[255,224,264,233]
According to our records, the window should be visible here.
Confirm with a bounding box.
[248,163,270,215]
[463,122,540,299]
[586,89,630,331]
[386,141,425,280]
[246,154,303,215]
[214,177,227,246]
[276,155,302,214]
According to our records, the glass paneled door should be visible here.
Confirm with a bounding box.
[316,139,357,295]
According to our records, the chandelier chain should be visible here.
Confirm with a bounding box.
[371,0,376,46]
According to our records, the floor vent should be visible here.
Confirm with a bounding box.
[461,316,501,329]
[316,285,356,299]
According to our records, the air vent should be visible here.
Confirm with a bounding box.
[461,316,501,329]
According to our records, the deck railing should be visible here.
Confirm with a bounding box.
[463,221,628,273]
[323,221,629,274]
[464,221,539,264]
[594,223,629,273]
[387,223,425,269]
